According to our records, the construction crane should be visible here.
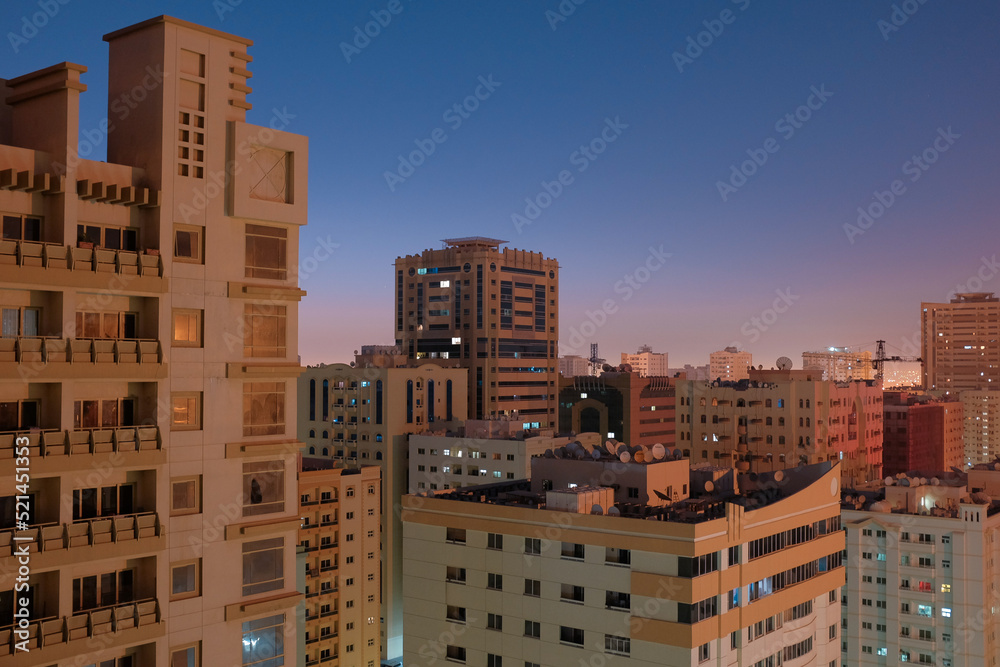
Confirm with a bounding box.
[872,340,921,381]
[588,343,605,376]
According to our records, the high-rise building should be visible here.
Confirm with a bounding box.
[960,389,1000,467]
[842,471,1000,665]
[558,354,592,378]
[620,345,669,377]
[298,362,467,662]
[882,391,963,476]
[921,292,1000,391]
[299,461,381,667]
[394,237,559,426]
[0,16,307,666]
[675,369,884,486]
[802,347,873,381]
[709,346,752,382]
[401,459,845,667]
[558,372,675,446]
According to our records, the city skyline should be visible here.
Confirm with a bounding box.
[4,1,998,369]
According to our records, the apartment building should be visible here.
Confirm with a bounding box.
[408,419,600,492]
[0,15,306,666]
[401,458,844,666]
[921,292,1000,392]
[803,348,873,382]
[559,371,675,447]
[841,471,1000,665]
[558,354,591,378]
[620,345,669,377]
[961,390,1000,467]
[394,237,559,426]
[674,369,884,486]
[298,361,467,663]
[710,347,752,382]
[299,461,381,667]
[882,392,963,477]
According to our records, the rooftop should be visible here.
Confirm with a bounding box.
[442,236,507,248]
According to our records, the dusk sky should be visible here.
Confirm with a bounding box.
[5,1,998,369]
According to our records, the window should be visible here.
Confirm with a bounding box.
[243,382,285,436]
[174,224,203,262]
[524,620,540,638]
[560,626,584,646]
[172,309,203,347]
[446,527,466,543]
[605,634,630,656]
[487,655,502,667]
[560,583,584,602]
[170,644,199,667]
[245,224,287,280]
[445,646,466,663]
[244,304,287,357]
[171,476,201,515]
[242,538,284,596]
[446,566,466,583]
[0,306,39,338]
[75,311,137,339]
[698,642,710,663]
[171,560,201,600]
[446,605,466,623]
[2,214,41,241]
[171,392,202,430]
[524,537,541,554]
[487,533,503,550]
[606,590,630,610]
[561,542,585,559]
[72,568,135,611]
[487,613,502,630]
[242,461,285,516]
[78,222,138,251]
[487,573,503,590]
[242,614,284,667]
[524,578,540,597]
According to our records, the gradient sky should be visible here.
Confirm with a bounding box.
[5,1,998,369]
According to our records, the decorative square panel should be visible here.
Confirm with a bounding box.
[248,146,290,203]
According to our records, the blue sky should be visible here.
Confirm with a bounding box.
[5,0,998,369]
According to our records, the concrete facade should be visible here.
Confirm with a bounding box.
[922,293,1000,392]
[0,16,306,666]
[882,392,963,477]
[803,348,873,382]
[961,390,1000,467]
[559,372,676,447]
[710,347,752,383]
[620,345,669,377]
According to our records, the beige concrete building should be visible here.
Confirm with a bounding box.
[675,369,884,486]
[922,292,1000,392]
[960,389,1000,467]
[558,354,591,378]
[803,348,873,381]
[401,458,845,666]
[620,345,669,377]
[297,362,467,663]
[394,237,559,427]
[0,15,306,666]
[299,461,381,667]
[408,419,600,492]
[842,471,1000,666]
[710,346,752,382]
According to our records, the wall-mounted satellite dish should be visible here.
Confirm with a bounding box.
[607,506,621,516]
[591,504,604,515]
[704,480,715,493]
[619,451,631,463]
[651,443,666,460]
[776,356,793,370]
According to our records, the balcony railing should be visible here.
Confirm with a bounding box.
[0,426,161,459]
[0,598,160,656]
[0,512,161,557]
[0,239,162,277]
[0,337,162,366]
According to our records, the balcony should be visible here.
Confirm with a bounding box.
[0,599,161,663]
[0,338,164,380]
[0,512,163,570]
[0,240,164,289]
[0,427,162,475]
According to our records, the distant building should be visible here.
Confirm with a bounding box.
[395,237,559,426]
[922,292,1000,391]
[559,372,675,446]
[559,354,592,377]
[620,345,669,377]
[675,369,884,486]
[961,390,1000,466]
[402,459,844,667]
[710,346,752,382]
[842,470,1000,666]
[667,364,710,381]
[299,461,381,667]
[803,347,873,381]
[882,391,963,477]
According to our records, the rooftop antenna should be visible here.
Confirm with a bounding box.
[589,343,604,376]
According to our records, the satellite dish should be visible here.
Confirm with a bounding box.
[776,356,793,370]
[554,448,564,458]
[619,451,631,463]
[591,449,602,460]
[885,477,894,486]
[607,506,621,516]
[652,443,666,460]
[605,440,617,455]
[633,450,645,463]
[773,470,784,482]
[354,350,359,355]
[544,449,554,458]
[591,504,604,515]
[654,489,670,501]
[704,481,715,493]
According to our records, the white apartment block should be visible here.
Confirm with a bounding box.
[961,390,1000,467]
[621,346,669,377]
[710,347,753,382]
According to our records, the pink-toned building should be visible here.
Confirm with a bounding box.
[0,16,307,666]
[882,391,964,477]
